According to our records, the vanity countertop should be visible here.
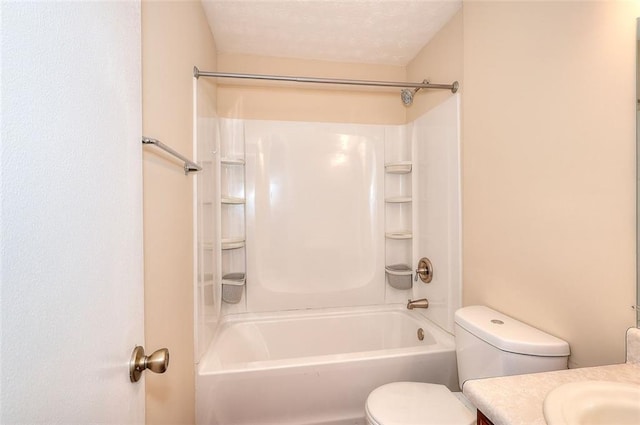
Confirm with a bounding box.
[462,328,640,425]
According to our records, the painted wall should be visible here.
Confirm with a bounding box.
[142,1,217,423]
[462,1,638,368]
[217,54,406,124]
[406,9,463,121]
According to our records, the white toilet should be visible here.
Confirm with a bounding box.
[365,305,570,425]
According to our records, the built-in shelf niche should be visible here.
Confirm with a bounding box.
[384,127,413,290]
[219,121,247,306]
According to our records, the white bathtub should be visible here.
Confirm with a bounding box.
[196,306,458,425]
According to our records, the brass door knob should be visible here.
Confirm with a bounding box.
[129,346,169,383]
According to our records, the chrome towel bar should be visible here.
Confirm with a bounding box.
[141,137,201,175]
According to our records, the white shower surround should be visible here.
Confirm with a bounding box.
[412,94,462,333]
[245,120,386,311]
[195,96,461,353]
[208,95,461,330]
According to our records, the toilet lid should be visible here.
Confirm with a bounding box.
[365,382,476,425]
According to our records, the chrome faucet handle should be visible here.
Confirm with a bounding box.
[415,267,429,273]
[413,268,429,281]
[414,257,433,283]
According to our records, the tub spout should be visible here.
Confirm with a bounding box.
[407,298,429,310]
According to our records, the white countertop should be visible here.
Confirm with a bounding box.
[462,328,640,425]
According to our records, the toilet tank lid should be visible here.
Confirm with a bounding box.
[454,306,570,357]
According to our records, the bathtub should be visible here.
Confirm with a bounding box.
[196,305,458,425]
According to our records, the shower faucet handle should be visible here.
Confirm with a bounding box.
[414,257,433,283]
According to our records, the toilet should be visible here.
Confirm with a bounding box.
[365,305,570,425]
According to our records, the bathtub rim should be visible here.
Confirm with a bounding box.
[198,303,456,375]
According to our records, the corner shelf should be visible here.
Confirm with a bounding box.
[222,237,245,250]
[221,158,246,166]
[385,161,412,174]
[385,196,412,203]
[385,231,412,240]
[221,196,246,204]
[384,146,413,292]
[219,144,247,306]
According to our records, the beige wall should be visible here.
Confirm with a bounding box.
[142,1,217,423]
[217,54,406,124]
[462,1,638,368]
[407,9,463,121]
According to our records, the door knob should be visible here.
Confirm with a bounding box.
[129,345,169,383]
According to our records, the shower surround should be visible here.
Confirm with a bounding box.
[195,95,460,424]
[246,119,385,311]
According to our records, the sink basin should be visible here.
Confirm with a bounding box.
[543,380,640,425]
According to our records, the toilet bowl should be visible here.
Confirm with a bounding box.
[364,306,570,425]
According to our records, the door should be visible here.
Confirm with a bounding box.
[1,2,144,423]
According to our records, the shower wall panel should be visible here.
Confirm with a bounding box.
[245,120,386,311]
[411,94,461,333]
[195,106,220,361]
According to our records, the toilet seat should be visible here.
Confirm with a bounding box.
[365,382,476,425]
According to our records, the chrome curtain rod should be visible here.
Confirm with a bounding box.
[141,137,202,175]
[193,66,459,93]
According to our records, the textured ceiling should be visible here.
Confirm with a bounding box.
[202,1,462,66]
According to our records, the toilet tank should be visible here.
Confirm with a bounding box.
[454,306,570,389]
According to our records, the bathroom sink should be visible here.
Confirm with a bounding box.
[543,380,640,425]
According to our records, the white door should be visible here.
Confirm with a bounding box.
[1,2,144,423]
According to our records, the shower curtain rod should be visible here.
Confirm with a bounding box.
[193,66,459,93]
